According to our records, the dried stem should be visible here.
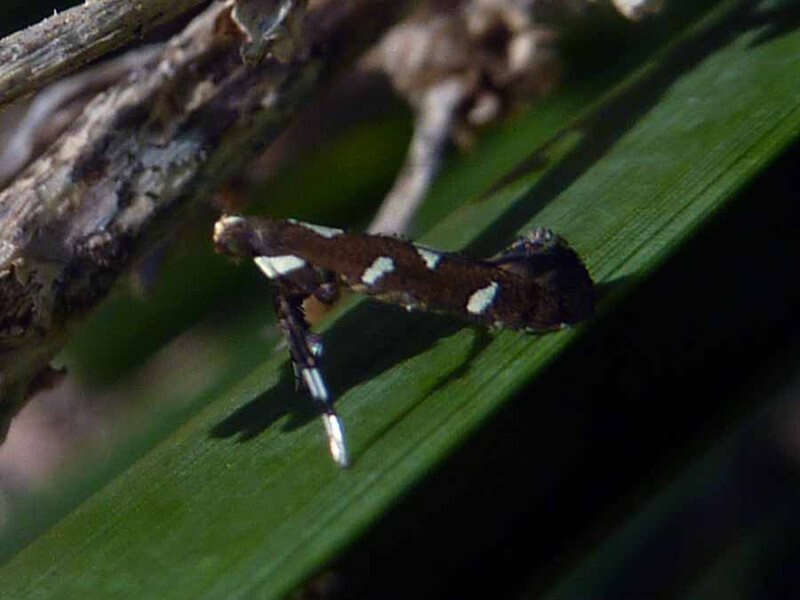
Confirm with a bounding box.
[368,78,466,234]
[0,0,211,108]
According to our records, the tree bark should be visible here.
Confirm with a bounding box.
[0,0,408,435]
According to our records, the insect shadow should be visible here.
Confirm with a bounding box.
[210,268,624,443]
[211,299,493,441]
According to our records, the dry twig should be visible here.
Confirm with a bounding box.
[365,0,664,234]
[0,0,211,108]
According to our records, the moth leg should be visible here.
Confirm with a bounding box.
[312,268,340,305]
[272,286,349,467]
[291,330,323,393]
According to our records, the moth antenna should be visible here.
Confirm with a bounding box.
[322,410,349,468]
[272,285,350,468]
[298,364,349,467]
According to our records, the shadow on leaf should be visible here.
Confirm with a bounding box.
[210,301,494,441]
[470,0,796,256]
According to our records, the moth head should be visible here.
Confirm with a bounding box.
[213,214,257,258]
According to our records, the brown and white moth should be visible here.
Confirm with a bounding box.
[213,215,595,466]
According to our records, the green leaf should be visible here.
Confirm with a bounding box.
[4,0,800,597]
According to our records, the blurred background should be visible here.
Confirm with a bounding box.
[1,1,800,598]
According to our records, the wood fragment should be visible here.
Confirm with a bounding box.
[0,0,211,108]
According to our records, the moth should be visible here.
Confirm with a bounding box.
[213,215,595,466]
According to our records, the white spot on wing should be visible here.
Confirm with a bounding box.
[254,256,278,279]
[415,246,441,270]
[253,255,306,279]
[272,255,307,275]
[289,219,343,239]
[361,256,395,286]
[467,281,499,315]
